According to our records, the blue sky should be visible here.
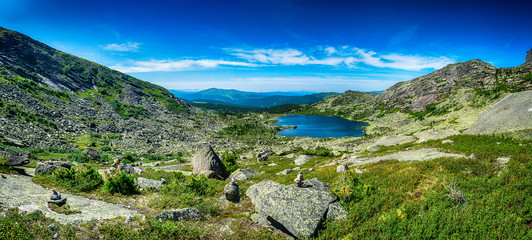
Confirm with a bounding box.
[1,0,531,92]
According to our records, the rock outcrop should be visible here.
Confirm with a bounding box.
[246,178,344,238]
[526,48,532,63]
[464,90,532,138]
[256,150,272,161]
[155,208,202,221]
[227,168,260,181]
[83,148,100,160]
[0,147,30,166]
[191,145,226,180]
[119,164,144,175]
[136,177,166,191]
[374,135,416,146]
[345,148,466,166]
[294,155,315,165]
[35,160,72,175]
[414,129,460,143]
[336,164,349,172]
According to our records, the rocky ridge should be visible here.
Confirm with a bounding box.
[306,49,532,138]
[0,27,223,153]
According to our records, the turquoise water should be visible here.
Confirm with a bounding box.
[275,115,368,138]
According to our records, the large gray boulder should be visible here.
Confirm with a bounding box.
[155,208,202,221]
[228,168,260,181]
[35,160,71,175]
[246,178,343,238]
[464,91,532,138]
[136,177,166,191]
[0,148,30,166]
[256,150,272,161]
[119,164,144,175]
[414,129,460,143]
[191,145,226,180]
[374,135,416,147]
[336,164,349,173]
[294,155,314,165]
[83,148,100,160]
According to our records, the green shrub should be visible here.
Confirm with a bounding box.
[98,218,205,239]
[100,153,112,162]
[105,134,123,140]
[75,167,104,192]
[89,133,102,138]
[222,151,239,175]
[108,99,147,120]
[101,145,111,152]
[0,153,15,174]
[145,154,163,161]
[65,152,90,163]
[301,146,333,157]
[52,166,104,192]
[0,209,54,239]
[103,171,139,195]
[331,170,375,202]
[155,173,218,210]
[184,174,215,196]
[121,152,139,164]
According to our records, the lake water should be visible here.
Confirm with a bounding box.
[275,115,368,138]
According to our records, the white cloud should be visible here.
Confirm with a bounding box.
[226,46,454,70]
[325,46,336,55]
[351,48,454,71]
[110,59,258,73]
[226,48,355,66]
[109,45,454,73]
[103,42,141,52]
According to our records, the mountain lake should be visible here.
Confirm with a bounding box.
[275,115,368,138]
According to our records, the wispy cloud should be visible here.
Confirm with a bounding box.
[110,59,258,73]
[226,46,454,71]
[110,45,454,73]
[225,48,353,66]
[350,48,454,71]
[103,42,142,52]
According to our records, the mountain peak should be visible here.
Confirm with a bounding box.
[526,48,532,63]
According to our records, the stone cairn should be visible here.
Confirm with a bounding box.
[224,178,240,202]
[48,189,67,206]
[294,172,305,187]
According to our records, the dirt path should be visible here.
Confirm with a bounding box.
[0,169,140,224]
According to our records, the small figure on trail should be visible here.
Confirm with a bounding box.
[112,158,120,169]
[50,189,61,200]
[294,172,305,187]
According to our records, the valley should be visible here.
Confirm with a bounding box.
[0,26,531,240]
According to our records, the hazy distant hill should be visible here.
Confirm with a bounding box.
[170,88,339,108]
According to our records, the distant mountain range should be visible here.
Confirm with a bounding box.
[170,88,340,108]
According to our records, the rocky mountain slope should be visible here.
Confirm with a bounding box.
[306,49,532,137]
[464,90,532,138]
[0,27,220,153]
